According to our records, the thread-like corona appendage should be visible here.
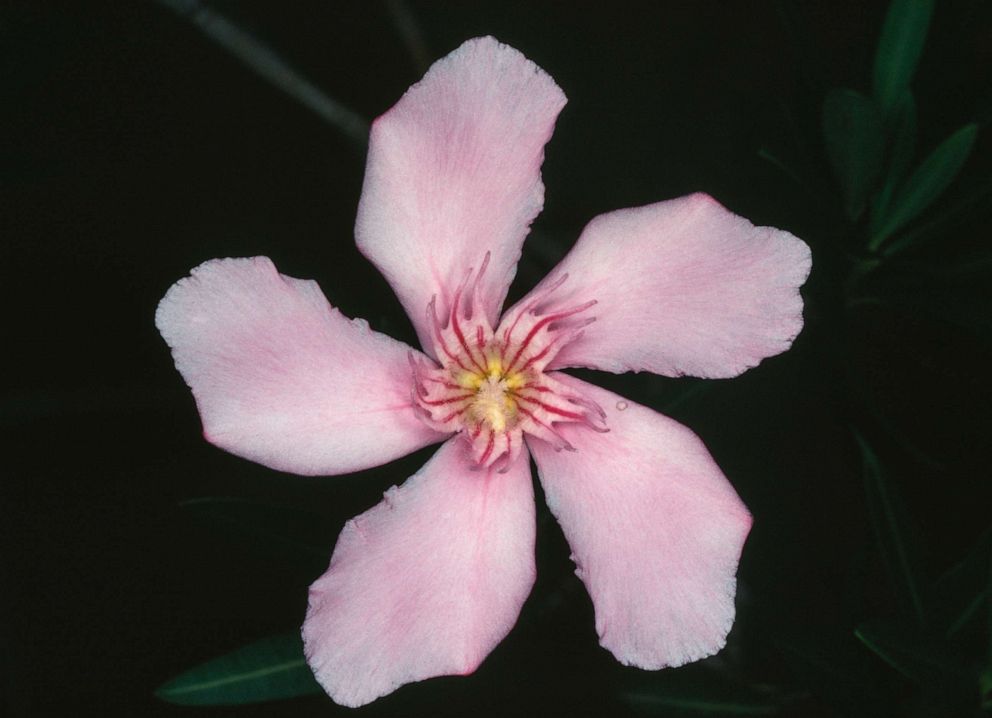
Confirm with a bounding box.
[410,254,607,470]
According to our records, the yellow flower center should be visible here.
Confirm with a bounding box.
[410,258,604,468]
[457,357,527,433]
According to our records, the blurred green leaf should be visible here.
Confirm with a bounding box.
[871,273,992,346]
[772,628,881,718]
[872,0,934,119]
[872,91,917,222]
[621,665,782,716]
[855,618,968,684]
[886,91,919,186]
[932,528,991,638]
[855,430,926,623]
[882,175,992,257]
[987,544,992,669]
[822,88,885,220]
[624,694,778,716]
[155,633,321,705]
[897,249,992,277]
[869,123,979,251]
[179,497,333,567]
[981,665,992,710]
[758,147,807,190]
[155,0,368,146]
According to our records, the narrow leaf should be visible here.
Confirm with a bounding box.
[898,249,992,277]
[758,147,806,187]
[871,90,917,223]
[987,544,992,659]
[624,693,778,715]
[156,633,321,705]
[854,430,926,624]
[931,528,991,638]
[981,665,992,710]
[384,0,430,73]
[882,174,992,257]
[822,88,885,220]
[874,274,992,345]
[872,0,934,118]
[154,0,368,146]
[773,629,883,717]
[855,618,968,684]
[869,123,979,251]
[620,664,782,716]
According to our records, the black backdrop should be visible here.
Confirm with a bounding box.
[4,2,992,716]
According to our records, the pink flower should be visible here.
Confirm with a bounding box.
[156,37,811,707]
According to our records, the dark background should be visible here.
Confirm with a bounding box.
[4,1,992,716]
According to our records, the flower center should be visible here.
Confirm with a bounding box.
[410,255,608,470]
[459,357,524,434]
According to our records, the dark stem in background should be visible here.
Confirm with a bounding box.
[384,0,431,74]
[155,0,369,148]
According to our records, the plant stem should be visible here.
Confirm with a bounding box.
[156,0,369,147]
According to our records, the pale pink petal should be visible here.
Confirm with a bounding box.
[356,36,567,353]
[303,437,535,707]
[155,257,446,476]
[527,374,752,669]
[518,193,811,378]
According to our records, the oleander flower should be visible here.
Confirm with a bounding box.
[156,36,811,707]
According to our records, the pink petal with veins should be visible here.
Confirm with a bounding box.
[528,374,752,669]
[356,36,566,353]
[514,193,811,379]
[303,438,535,707]
[155,257,447,476]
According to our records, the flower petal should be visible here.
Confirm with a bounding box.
[303,437,535,707]
[356,36,566,353]
[521,193,811,378]
[527,374,752,669]
[156,257,446,476]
